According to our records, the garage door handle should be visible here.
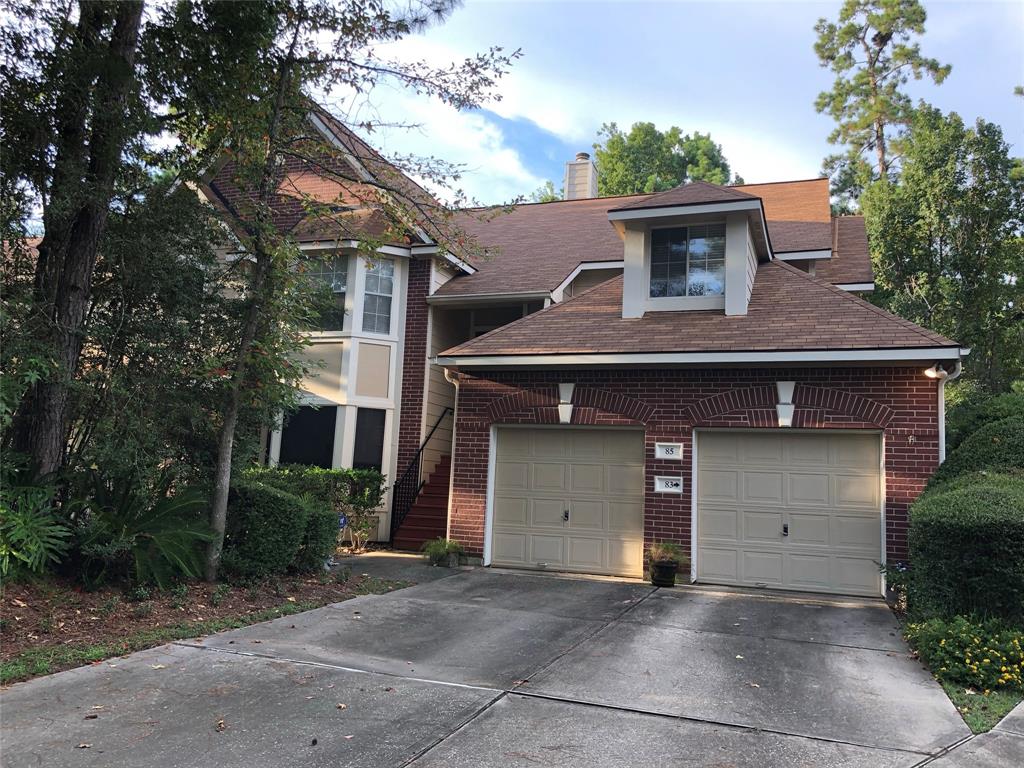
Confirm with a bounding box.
[563,509,570,522]
[782,523,789,537]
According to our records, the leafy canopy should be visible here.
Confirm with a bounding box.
[861,106,1024,391]
[593,122,740,196]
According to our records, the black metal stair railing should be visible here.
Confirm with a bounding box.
[389,407,453,543]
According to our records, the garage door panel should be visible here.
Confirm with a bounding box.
[833,435,879,469]
[492,533,527,565]
[742,550,784,585]
[787,554,831,590]
[609,501,644,532]
[569,499,604,530]
[742,510,784,543]
[567,537,605,569]
[531,498,567,527]
[496,461,528,491]
[494,496,528,526]
[742,471,784,504]
[788,473,831,505]
[570,464,604,494]
[698,432,882,597]
[700,507,738,541]
[533,463,567,491]
[700,469,739,502]
[835,474,879,507]
[608,464,644,495]
[493,428,644,578]
[788,512,830,547]
[698,547,739,581]
[529,535,565,565]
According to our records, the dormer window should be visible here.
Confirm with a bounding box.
[650,224,726,298]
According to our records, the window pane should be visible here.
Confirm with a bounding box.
[362,258,394,333]
[279,406,336,468]
[353,408,386,472]
[650,228,687,297]
[686,223,725,296]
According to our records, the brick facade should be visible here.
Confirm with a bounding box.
[394,258,433,485]
[448,367,940,564]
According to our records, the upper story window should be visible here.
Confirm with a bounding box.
[362,258,394,334]
[309,256,348,331]
[650,224,726,298]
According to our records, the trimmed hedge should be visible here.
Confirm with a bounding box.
[929,416,1024,489]
[947,392,1024,453]
[294,506,338,572]
[907,474,1024,622]
[222,480,309,579]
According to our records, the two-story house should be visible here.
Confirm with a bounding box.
[206,115,965,598]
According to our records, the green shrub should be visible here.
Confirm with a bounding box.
[222,480,309,579]
[648,541,686,564]
[0,483,71,578]
[243,465,385,552]
[908,474,1024,622]
[294,505,338,571]
[905,617,1024,692]
[947,391,1024,453]
[75,473,213,589]
[930,416,1024,489]
[421,537,463,566]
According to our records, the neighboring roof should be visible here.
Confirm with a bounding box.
[815,217,875,285]
[435,177,871,299]
[607,181,758,212]
[440,260,955,358]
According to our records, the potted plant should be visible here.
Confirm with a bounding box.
[648,541,687,587]
[421,537,464,567]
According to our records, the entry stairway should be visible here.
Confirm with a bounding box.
[391,455,450,551]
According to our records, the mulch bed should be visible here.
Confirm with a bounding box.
[1,569,404,681]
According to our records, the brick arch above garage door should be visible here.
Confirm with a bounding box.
[685,384,894,429]
[483,384,655,426]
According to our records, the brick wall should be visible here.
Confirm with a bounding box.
[394,258,433,482]
[447,367,940,563]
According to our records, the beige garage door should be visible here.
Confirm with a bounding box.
[491,428,645,577]
[697,431,882,596]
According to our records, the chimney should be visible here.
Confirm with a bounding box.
[563,151,598,200]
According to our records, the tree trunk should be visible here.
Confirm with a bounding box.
[11,0,144,478]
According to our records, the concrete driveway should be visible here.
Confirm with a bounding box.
[1,568,981,767]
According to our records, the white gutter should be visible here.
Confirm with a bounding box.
[436,346,966,369]
[426,290,552,306]
[442,368,460,540]
[937,359,964,463]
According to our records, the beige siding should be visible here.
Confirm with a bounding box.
[421,265,462,478]
[355,342,391,398]
[746,232,758,304]
[565,267,622,298]
[295,342,345,403]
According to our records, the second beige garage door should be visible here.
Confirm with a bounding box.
[491,428,645,577]
[697,431,883,596]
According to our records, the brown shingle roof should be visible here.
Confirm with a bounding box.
[436,178,871,298]
[608,181,758,212]
[441,260,953,357]
[815,217,875,285]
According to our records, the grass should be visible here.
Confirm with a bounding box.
[941,682,1023,734]
[0,578,403,686]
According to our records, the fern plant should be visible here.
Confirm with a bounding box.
[0,484,72,577]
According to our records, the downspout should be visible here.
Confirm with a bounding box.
[443,366,460,539]
[937,360,963,464]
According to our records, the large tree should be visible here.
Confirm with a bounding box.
[861,106,1024,391]
[593,122,740,196]
[814,0,950,204]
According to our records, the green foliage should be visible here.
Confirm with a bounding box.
[0,481,71,578]
[421,537,463,566]
[222,480,309,579]
[529,180,562,203]
[814,0,950,202]
[861,108,1024,390]
[75,474,214,589]
[593,122,739,196]
[930,417,1024,488]
[907,474,1024,622]
[905,617,1023,693]
[947,391,1024,453]
[648,540,686,564]
[295,505,339,572]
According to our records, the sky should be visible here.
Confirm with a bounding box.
[325,0,1024,205]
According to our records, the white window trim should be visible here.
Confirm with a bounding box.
[359,256,397,338]
[608,198,761,221]
[552,261,624,302]
[775,249,832,261]
[835,282,875,292]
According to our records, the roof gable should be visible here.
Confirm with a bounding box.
[607,181,758,212]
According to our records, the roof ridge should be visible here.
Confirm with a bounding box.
[770,260,955,346]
